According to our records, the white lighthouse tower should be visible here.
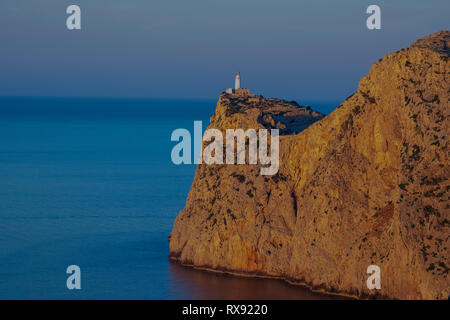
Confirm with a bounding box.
[225,72,253,97]
[234,72,241,90]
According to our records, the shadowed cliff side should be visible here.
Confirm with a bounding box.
[169,31,449,299]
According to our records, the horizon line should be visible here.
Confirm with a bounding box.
[0,94,343,104]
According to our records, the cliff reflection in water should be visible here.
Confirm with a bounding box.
[168,262,345,300]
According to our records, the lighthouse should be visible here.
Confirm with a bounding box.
[235,72,241,90]
[225,72,254,98]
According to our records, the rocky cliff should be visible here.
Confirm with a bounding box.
[169,31,449,299]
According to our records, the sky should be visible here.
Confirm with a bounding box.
[0,0,448,102]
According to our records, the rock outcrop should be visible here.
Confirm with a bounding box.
[169,31,449,299]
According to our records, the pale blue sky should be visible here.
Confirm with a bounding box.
[0,0,448,101]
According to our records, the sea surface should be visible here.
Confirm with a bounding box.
[0,97,340,299]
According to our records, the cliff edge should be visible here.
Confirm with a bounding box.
[169,31,449,299]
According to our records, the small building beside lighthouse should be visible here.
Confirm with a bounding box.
[225,72,253,97]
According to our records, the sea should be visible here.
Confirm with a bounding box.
[0,97,340,299]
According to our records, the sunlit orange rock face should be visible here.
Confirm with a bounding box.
[169,31,449,299]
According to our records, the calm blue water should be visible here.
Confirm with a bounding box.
[0,97,339,299]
